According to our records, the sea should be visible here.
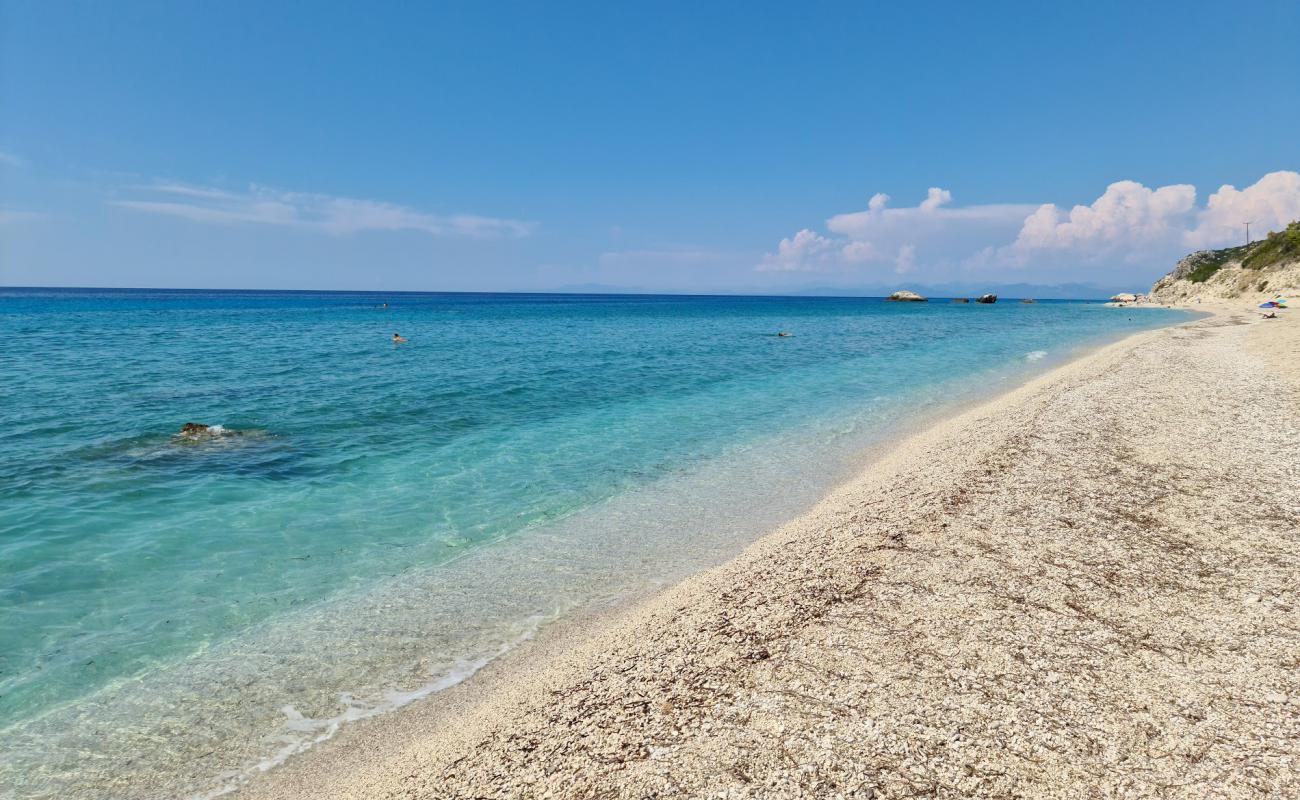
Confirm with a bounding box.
[0,288,1190,798]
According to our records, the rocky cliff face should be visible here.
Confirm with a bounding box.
[1150,228,1300,304]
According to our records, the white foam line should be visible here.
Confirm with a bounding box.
[190,618,544,800]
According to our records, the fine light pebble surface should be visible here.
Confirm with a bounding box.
[242,304,1300,800]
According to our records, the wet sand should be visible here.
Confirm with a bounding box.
[240,303,1300,799]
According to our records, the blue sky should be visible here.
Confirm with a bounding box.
[2,0,1298,293]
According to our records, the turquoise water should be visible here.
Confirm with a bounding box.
[0,289,1188,798]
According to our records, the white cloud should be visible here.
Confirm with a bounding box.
[0,151,25,168]
[840,240,878,263]
[1002,180,1196,263]
[894,243,917,274]
[761,187,1035,274]
[1185,171,1300,248]
[112,182,535,239]
[1000,171,1300,265]
[918,187,952,212]
[757,228,840,272]
[761,170,1300,285]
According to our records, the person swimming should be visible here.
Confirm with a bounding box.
[392,333,408,343]
[777,331,791,337]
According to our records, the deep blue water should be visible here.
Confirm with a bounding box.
[0,288,1190,798]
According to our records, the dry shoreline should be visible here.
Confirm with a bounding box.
[240,303,1300,799]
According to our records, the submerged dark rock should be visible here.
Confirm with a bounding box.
[952,298,969,303]
[976,294,998,304]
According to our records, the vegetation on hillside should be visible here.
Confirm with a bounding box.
[1186,244,1251,283]
[1242,221,1300,270]
[1183,220,1300,282]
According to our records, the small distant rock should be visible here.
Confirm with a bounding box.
[886,290,927,302]
[952,298,969,303]
[976,294,998,304]
[1021,298,1037,304]
[1110,293,1139,303]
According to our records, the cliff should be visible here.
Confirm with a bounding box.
[1150,221,1300,303]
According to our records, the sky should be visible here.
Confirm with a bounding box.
[2,0,1299,295]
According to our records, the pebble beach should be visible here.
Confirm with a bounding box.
[240,302,1300,799]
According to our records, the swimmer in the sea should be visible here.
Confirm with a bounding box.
[392,333,408,343]
[777,331,791,337]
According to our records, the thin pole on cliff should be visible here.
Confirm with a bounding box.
[1244,221,1252,246]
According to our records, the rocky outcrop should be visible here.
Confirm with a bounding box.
[952,298,969,303]
[886,290,927,302]
[1109,293,1139,303]
[1150,223,1300,304]
[975,294,997,304]
[175,423,229,441]
[1151,255,1300,305]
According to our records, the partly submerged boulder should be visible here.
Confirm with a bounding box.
[1020,298,1037,304]
[952,297,969,303]
[173,423,276,450]
[975,294,998,304]
[1110,293,1139,303]
[175,422,229,441]
[886,290,928,302]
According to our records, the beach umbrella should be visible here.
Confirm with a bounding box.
[1259,302,1278,308]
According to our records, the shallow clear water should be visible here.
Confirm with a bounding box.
[0,289,1189,798]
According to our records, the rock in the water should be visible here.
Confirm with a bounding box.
[176,422,228,440]
[886,290,927,302]
[976,294,998,304]
[1109,293,1138,303]
[1020,298,1037,304]
[952,298,969,303]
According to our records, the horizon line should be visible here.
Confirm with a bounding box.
[0,284,1129,301]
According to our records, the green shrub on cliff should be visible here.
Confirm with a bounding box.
[1182,220,1300,282]
[1242,221,1300,270]
[1186,245,1249,282]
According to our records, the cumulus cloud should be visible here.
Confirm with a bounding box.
[918,187,952,212]
[760,188,1035,274]
[1002,180,1197,263]
[1001,172,1300,264]
[761,171,1300,284]
[1186,171,1300,248]
[840,240,878,263]
[894,243,917,274]
[112,182,535,239]
[757,228,840,272]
